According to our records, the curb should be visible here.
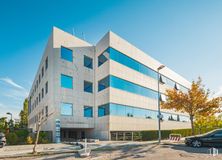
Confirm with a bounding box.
[0,150,78,159]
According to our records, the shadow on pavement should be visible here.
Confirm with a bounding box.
[41,153,77,160]
[91,143,159,160]
[162,143,222,155]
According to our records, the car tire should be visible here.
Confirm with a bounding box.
[192,140,202,148]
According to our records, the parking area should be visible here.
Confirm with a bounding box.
[1,141,222,160]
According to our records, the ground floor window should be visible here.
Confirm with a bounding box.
[110,131,142,141]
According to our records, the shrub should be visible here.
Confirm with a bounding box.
[26,136,33,144]
[141,128,195,141]
[33,131,51,144]
[6,132,18,145]
[15,129,29,144]
[140,128,221,141]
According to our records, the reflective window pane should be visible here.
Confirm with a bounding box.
[108,48,158,79]
[98,104,109,117]
[84,55,93,69]
[99,103,189,122]
[99,47,189,94]
[98,51,109,66]
[98,76,110,91]
[61,103,73,116]
[61,74,73,89]
[84,106,93,117]
[61,46,73,62]
[110,75,158,99]
[84,81,93,93]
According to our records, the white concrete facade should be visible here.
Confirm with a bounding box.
[28,27,191,142]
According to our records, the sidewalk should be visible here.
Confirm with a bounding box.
[0,143,79,158]
[0,140,178,159]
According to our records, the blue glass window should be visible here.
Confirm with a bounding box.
[84,106,93,117]
[61,46,73,62]
[98,76,110,91]
[99,47,189,93]
[98,104,109,117]
[84,81,93,93]
[98,51,109,66]
[61,103,73,116]
[61,74,73,89]
[110,75,158,99]
[84,55,93,69]
[99,103,189,122]
[180,115,190,122]
[163,75,188,93]
[107,48,158,79]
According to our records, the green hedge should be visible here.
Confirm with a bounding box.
[6,133,18,145]
[15,129,29,144]
[5,130,52,145]
[140,128,208,141]
[37,131,51,144]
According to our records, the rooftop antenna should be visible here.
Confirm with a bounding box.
[82,32,85,40]
[72,28,75,36]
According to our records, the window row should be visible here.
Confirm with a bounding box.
[31,56,48,98]
[98,75,158,99]
[30,82,48,113]
[159,75,188,92]
[60,102,93,118]
[61,74,93,93]
[29,106,48,125]
[60,73,167,102]
[98,103,190,122]
[60,73,161,100]
[61,46,93,69]
[98,47,188,93]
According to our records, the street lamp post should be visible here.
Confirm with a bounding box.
[157,65,165,144]
[6,112,12,121]
[6,112,13,131]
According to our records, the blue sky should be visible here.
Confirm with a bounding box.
[1,0,222,118]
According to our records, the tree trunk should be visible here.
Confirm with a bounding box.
[33,122,41,154]
[190,116,194,135]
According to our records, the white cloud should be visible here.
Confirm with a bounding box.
[0,77,28,119]
[0,77,28,101]
[0,77,25,90]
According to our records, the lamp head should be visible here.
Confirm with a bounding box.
[157,65,165,71]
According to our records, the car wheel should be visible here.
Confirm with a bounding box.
[192,140,202,148]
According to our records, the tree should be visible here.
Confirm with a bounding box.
[194,115,222,134]
[32,111,53,154]
[19,98,28,128]
[33,117,43,154]
[162,77,222,135]
[0,117,8,132]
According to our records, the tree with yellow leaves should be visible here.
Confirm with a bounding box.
[194,115,222,134]
[162,77,221,135]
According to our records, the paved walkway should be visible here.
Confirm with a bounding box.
[0,141,159,159]
[2,141,222,160]
[0,143,79,158]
